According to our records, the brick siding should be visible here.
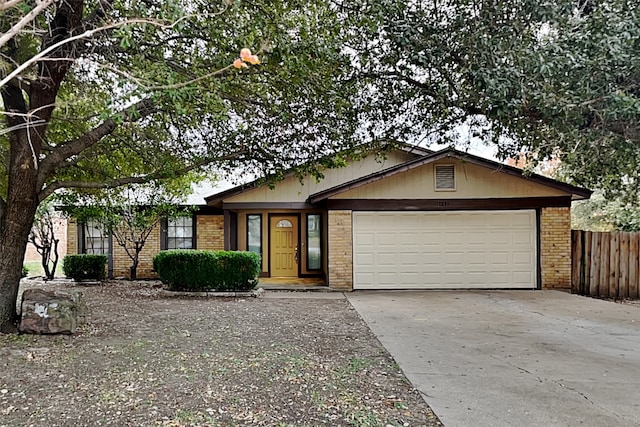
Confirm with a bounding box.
[328,210,353,290]
[67,215,225,279]
[540,207,571,289]
[196,215,224,250]
[111,222,162,279]
[67,219,78,256]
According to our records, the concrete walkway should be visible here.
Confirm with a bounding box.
[347,290,640,427]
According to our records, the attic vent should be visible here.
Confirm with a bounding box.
[435,164,456,190]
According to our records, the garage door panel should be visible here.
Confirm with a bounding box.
[514,271,535,283]
[443,253,464,264]
[444,232,464,245]
[467,252,487,265]
[513,251,534,265]
[353,210,537,289]
[467,232,488,245]
[489,233,510,245]
[355,252,375,267]
[489,252,509,265]
[354,232,375,246]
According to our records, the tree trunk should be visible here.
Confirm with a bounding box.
[0,136,39,332]
[130,254,139,280]
[49,238,60,280]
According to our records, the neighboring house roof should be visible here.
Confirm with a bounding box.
[205,142,432,205]
[205,146,592,205]
[308,148,592,203]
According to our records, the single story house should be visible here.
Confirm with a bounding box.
[67,145,591,290]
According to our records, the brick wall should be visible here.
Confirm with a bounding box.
[24,215,68,263]
[67,218,78,256]
[66,215,225,280]
[328,210,353,290]
[196,215,224,250]
[540,207,571,289]
[111,222,161,279]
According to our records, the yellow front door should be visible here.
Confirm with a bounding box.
[270,215,298,277]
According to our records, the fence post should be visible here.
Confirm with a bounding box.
[571,230,582,294]
[600,233,611,297]
[583,231,592,295]
[630,233,639,299]
[589,232,600,297]
[620,232,630,299]
[609,232,620,298]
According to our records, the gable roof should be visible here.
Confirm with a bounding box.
[205,143,433,206]
[308,148,592,203]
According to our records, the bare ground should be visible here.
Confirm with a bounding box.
[0,280,443,427]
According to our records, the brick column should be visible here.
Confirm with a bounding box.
[67,218,78,255]
[196,215,225,250]
[328,210,353,290]
[540,207,571,289]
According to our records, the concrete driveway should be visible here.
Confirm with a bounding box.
[346,290,640,427]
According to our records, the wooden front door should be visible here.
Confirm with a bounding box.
[270,215,299,277]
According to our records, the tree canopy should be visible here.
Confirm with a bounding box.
[344,0,640,201]
[0,0,367,331]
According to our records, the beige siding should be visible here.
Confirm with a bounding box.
[540,207,571,289]
[225,151,415,203]
[333,159,569,200]
[196,215,224,250]
[328,210,353,290]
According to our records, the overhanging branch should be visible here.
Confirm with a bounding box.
[37,148,248,202]
[37,98,156,187]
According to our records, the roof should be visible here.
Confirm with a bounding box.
[205,143,433,206]
[307,148,592,203]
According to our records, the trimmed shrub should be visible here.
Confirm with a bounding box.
[153,250,261,292]
[62,254,107,281]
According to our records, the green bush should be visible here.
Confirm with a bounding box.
[62,254,107,281]
[153,250,261,292]
[21,265,28,278]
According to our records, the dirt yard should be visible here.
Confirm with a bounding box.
[0,280,443,427]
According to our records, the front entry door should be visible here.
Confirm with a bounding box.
[270,215,299,277]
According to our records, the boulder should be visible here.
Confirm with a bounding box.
[19,289,86,335]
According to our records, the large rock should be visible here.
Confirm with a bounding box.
[19,289,86,334]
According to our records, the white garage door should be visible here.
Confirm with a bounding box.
[352,211,537,289]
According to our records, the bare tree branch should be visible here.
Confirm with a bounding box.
[0,0,57,50]
[0,0,26,11]
[0,15,208,90]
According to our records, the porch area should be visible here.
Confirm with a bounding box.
[257,277,330,291]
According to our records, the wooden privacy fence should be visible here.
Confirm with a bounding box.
[571,230,640,299]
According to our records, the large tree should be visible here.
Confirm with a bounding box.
[344,0,640,200]
[0,1,364,331]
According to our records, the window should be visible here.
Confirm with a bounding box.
[306,214,321,270]
[164,217,194,250]
[83,220,109,254]
[435,164,456,190]
[276,219,293,228]
[247,214,262,256]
